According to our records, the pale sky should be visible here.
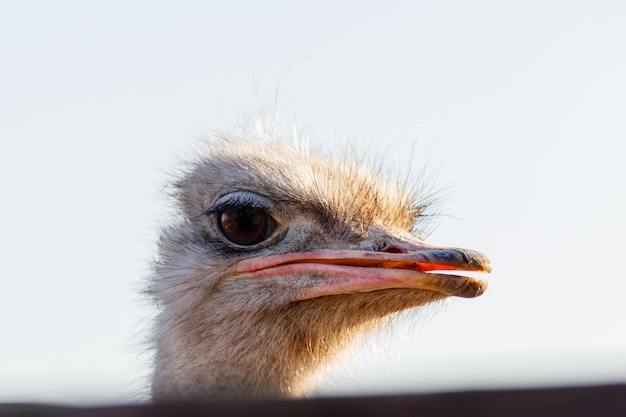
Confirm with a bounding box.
[1,1,625,404]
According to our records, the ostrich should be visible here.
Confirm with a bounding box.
[150,133,491,401]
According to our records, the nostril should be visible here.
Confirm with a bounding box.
[368,238,409,253]
[381,245,406,254]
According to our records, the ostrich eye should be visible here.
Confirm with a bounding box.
[217,206,278,246]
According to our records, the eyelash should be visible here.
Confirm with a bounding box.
[207,197,268,216]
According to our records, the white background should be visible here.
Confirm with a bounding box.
[1,1,625,404]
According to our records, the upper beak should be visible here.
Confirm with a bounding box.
[235,235,491,300]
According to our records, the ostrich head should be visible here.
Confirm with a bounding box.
[150,134,490,400]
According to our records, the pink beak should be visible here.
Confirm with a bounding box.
[235,236,491,300]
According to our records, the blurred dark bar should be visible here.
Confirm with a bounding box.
[2,384,626,417]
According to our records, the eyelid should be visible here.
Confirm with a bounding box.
[209,199,265,214]
[206,192,273,216]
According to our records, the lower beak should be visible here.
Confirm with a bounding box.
[235,237,491,300]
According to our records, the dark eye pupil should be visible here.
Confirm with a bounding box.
[218,207,277,246]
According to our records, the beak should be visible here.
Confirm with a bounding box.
[235,235,491,300]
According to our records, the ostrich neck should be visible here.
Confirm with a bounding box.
[152,300,349,399]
